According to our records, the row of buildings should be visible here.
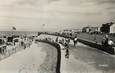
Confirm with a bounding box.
[60,22,115,35]
[110,23,115,33]
[82,22,115,34]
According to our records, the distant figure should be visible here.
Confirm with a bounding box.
[102,35,109,46]
[108,39,114,48]
[21,41,26,49]
[62,38,64,44]
[56,37,58,42]
[64,38,70,49]
[67,38,70,44]
[65,38,68,43]
[73,36,78,46]
[102,35,114,48]
[65,48,69,59]
[64,42,69,49]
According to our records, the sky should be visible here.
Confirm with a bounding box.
[0,0,115,31]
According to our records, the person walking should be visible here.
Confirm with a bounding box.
[55,37,58,42]
[65,42,69,48]
[102,34,109,46]
[73,36,78,47]
[67,38,70,45]
[64,38,70,49]
[65,48,69,59]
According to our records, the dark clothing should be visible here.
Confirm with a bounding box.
[68,38,70,44]
[21,41,26,49]
[65,43,69,48]
[104,39,109,46]
[74,41,77,46]
[102,38,109,46]
[73,38,78,46]
[65,49,69,58]
[56,37,58,42]
[7,37,13,42]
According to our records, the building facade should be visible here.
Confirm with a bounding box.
[110,23,115,33]
[82,26,100,33]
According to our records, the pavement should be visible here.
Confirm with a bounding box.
[60,42,115,73]
[0,42,46,73]
[0,42,57,73]
[60,43,98,73]
[38,34,115,73]
[1,34,115,73]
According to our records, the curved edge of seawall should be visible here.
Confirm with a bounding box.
[37,40,61,73]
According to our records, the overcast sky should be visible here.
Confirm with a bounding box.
[0,0,115,31]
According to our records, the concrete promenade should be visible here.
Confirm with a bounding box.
[38,34,115,73]
[1,34,115,73]
[60,42,115,73]
[0,42,58,73]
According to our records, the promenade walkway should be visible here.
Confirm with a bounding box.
[38,34,115,73]
[60,42,115,73]
[0,42,58,73]
[60,43,101,73]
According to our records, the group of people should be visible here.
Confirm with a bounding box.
[65,36,78,58]
[102,34,114,48]
[55,33,115,59]
[55,35,78,59]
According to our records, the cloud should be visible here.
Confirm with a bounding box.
[48,0,60,3]
[97,0,115,4]
[0,0,115,31]
[15,0,60,6]
[16,0,40,6]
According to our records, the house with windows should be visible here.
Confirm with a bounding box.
[110,23,115,33]
[82,26,100,33]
